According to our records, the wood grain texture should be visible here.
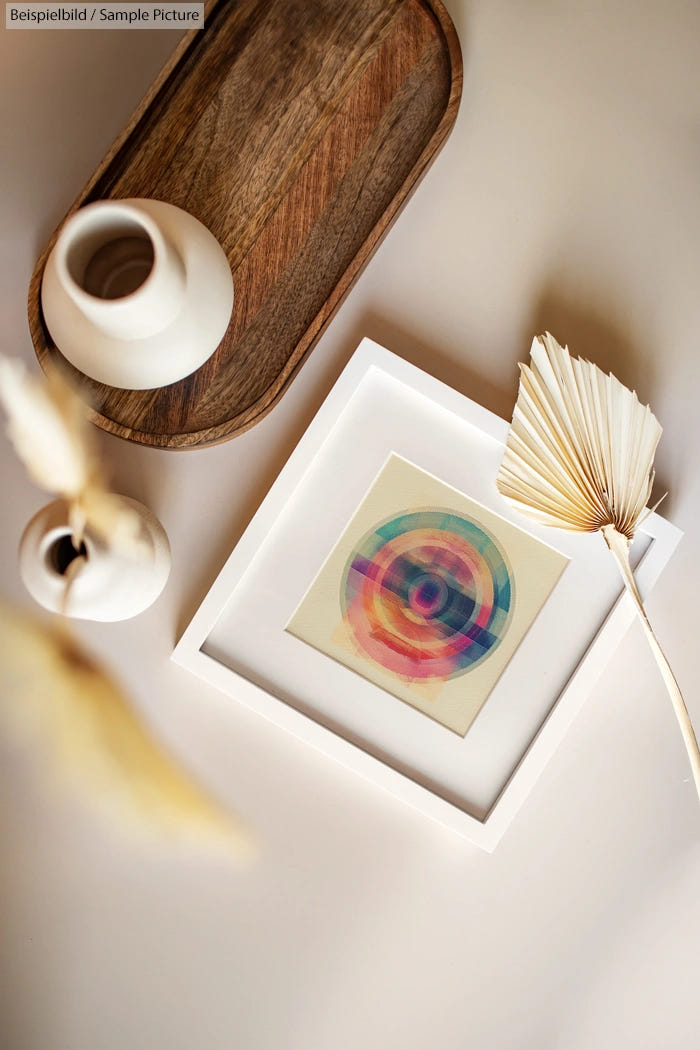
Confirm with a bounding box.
[28,0,462,448]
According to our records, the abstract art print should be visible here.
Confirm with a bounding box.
[286,454,568,735]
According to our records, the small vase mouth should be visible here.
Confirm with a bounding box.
[45,533,88,576]
[47,199,188,344]
[58,203,160,305]
[20,497,171,621]
[80,230,154,301]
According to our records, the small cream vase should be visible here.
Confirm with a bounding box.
[41,198,233,390]
[19,497,171,622]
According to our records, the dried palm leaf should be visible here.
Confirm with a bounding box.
[0,601,253,855]
[496,332,700,800]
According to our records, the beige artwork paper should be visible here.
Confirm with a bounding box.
[287,455,568,736]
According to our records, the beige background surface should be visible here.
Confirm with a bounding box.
[2,3,700,1048]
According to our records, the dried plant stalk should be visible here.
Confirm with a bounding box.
[601,524,700,797]
[496,333,700,801]
[0,359,252,850]
[0,357,94,503]
[0,602,253,855]
[0,356,144,553]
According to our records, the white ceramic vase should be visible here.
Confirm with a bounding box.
[19,496,171,622]
[41,198,233,389]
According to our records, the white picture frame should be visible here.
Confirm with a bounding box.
[173,338,682,850]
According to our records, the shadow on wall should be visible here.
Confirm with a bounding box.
[526,286,658,408]
[339,307,521,423]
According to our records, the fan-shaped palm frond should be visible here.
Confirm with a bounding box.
[497,333,700,803]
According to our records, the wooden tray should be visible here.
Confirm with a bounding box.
[28,0,462,449]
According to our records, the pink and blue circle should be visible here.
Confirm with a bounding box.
[341,510,513,680]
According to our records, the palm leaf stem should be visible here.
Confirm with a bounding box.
[603,523,700,802]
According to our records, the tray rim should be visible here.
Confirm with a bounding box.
[27,0,463,449]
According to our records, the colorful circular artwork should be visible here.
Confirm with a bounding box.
[341,510,513,681]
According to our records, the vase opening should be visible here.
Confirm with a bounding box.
[47,534,88,576]
[67,215,155,301]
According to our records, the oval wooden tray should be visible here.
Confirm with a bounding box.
[28,0,462,449]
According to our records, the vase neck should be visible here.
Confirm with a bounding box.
[54,200,186,341]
